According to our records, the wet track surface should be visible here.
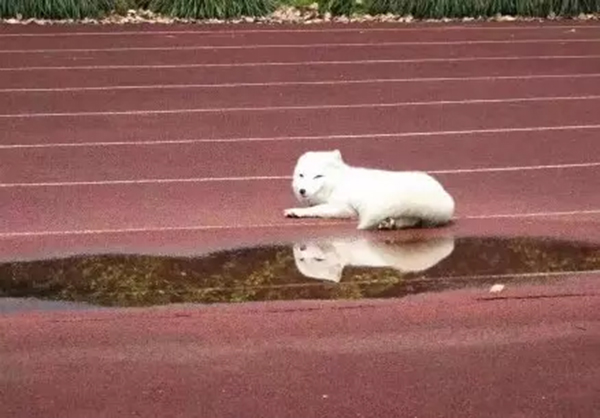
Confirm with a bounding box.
[2,235,599,310]
[2,232,599,418]
[2,234,599,418]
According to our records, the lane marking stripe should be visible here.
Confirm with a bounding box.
[2,54,600,72]
[1,162,599,189]
[3,124,600,149]
[1,94,599,118]
[1,209,599,238]
[2,73,599,93]
[150,269,600,292]
[1,38,598,54]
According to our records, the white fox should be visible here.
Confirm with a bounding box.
[284,150,455,230]
[292,236,455,282]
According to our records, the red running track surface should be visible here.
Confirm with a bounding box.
[0,21,599,418]
[2,276,599,418]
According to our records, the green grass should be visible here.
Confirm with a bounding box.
[113,0,154,13]
[0,0,115,19]
[0,0,597,20]
[147,0,277,19]
[367,0,600,18]
[278,0,598,16]
[318,0,358,15]
[278,0,316,7]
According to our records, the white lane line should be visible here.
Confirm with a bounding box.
[1,38,597,54]
[1,94,599,119]
[3,124,600,150]
[0,176,290,188]
[2,54,599,72]
[462,209,600,220]
[142,269,600,292]
[1,209,599,238]
[2,73,599,93]
[0,25,598,37]
[427,269,600,283]
[433,162,600,174]
[1,162,599,189]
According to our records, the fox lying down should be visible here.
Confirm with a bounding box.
[284,150,455,230]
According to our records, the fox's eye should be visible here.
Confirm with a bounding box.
[314,175,324,179]
[299,174,304,178]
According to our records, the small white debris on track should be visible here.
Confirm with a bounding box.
[489,284,506,293]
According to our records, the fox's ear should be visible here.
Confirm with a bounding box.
[331,149,343,161]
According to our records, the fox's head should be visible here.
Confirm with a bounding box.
[291,150,346,205]
[292,241,344,283]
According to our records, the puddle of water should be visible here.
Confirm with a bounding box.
[0,297,103,314]
[0,235,598,310]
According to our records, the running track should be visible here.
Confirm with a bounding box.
[1,21,600,418]
[1,21,600,260]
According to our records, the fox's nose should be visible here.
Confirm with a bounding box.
[299,189,306,196]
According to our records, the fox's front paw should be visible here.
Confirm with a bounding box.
[377,218,396,230]
[284,208,302,218]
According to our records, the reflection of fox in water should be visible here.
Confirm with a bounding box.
[293,236,455,282]
[284,150,455,230]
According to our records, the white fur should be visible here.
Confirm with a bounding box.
[284,150,455,230]
[293,236,455,282]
